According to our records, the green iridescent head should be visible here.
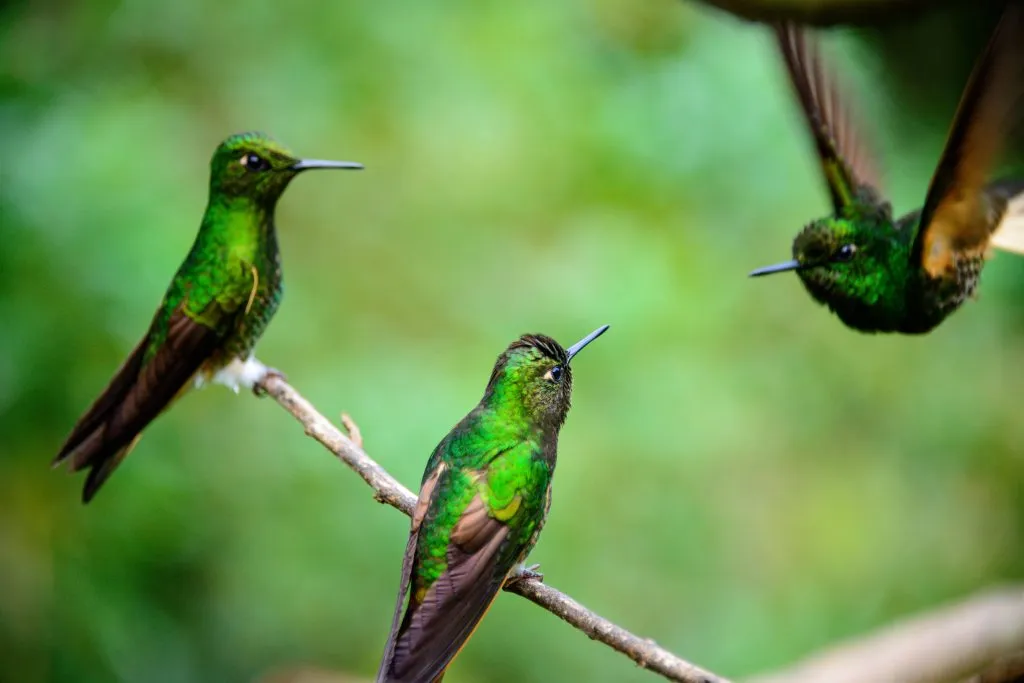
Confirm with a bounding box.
[208,131,363,204]
[484,325,609,432]
[750,216,907,331]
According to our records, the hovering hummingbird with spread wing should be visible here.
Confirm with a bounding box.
[53,131,362,502]
[750,4,1024,334]
[376,325,609,683]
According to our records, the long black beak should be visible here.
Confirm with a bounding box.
[749,259,803,277]
[566,324,610,362]
[290,159,364,171]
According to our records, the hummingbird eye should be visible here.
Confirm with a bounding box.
[544,366,564,383]
[241,153,271,172]
[834,244,857,262]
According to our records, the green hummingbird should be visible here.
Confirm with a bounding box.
[53,131,362,503]
[750,5,1024,334]
[376,325,610,683]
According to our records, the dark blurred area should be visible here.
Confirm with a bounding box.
[2,1,1022,682]
[687,0,998,27]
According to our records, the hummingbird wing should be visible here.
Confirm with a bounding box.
[54,303,230,502]
[911,4,1024,277]
[382,494,511,683]
[377,460,448,682]
[378,443,539,683]
[775,22,885,216]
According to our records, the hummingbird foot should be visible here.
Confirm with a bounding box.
[505,563,544,587]
[251,365,288,398]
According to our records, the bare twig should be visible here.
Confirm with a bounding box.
[256,373,729,683]
[506,579,724,683]
[261,375,415,514]
[339,413,363,450]
[745,587,1024,683]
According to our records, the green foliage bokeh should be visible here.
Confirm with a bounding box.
[2,1,1022,682]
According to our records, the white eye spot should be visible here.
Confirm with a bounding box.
[834,244,857,262]
[240,153,270,172]
[543,366,563,383]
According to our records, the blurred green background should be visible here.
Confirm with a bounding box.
[2,0,1022,681]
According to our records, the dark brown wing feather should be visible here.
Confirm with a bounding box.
[54,309,222,502]
[912,3,1024,277]
[380,494,512,683]
[377,463,447,683]
[775,22,884,214]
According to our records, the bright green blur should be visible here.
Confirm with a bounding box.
[2,1,1023,682]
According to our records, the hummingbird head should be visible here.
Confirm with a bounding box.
[209,131,362,205]
[750,216,907,331]
[484,325,609,433]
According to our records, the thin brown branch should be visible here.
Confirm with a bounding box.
[339,413,363,450]
[256,373,729,683]
[506,579,725,683]
[261,376,415,515]
[745,587,1024,683]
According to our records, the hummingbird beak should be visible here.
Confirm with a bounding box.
[565,324,610,363]
[749,259,803,277]
[289,159,364,172]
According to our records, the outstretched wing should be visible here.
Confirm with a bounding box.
[775,22,884,216]
[911,4,1024,277]
[54,305,228,502]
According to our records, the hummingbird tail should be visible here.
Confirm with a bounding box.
[380,587,501,683]
[81,435,142,503]
[381,503,511,683]
[377,530,420,683]
[53,334,157,503]
[54,309,221,502]
[54,335,149,463]
[989,179,1024,256]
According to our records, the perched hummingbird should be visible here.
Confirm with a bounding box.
[750,5,1024,334]
[376,325,610,683]
[53,132,362,503]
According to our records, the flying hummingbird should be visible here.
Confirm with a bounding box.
[750,5,1024,334]
[53,131,362,503]
[376,325,610,683]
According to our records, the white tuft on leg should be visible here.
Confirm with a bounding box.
[208,356,270,393]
